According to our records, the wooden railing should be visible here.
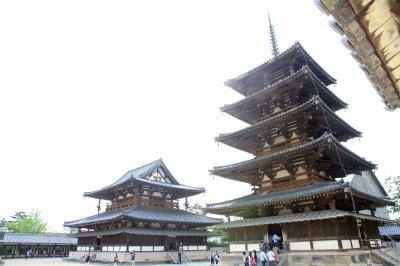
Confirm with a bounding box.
[258,178,312,193]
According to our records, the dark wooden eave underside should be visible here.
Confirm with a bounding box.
[221,66,347,125]
[64,205,222,228]
[211,132,375,182]
[205,181,394,214]
[216,96,361,153]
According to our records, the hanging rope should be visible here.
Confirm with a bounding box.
[299,47,348,178]
[299,46,365,249]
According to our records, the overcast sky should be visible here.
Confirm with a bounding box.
[1,0,399,232]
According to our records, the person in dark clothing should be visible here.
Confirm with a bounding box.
[177,251,182,264]
[210,251,215,264]
[84,253,91,265]
[253,250,258,262]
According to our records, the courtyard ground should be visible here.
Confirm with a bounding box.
[1,258,223,266]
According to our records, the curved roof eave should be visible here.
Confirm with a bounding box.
[225,42,336,92]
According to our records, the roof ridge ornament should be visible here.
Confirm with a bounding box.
[268,12,279,58]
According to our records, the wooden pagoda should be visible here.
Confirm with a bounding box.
[205,19,394,253]
[64,159,220,254]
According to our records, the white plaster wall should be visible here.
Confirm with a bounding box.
[342,239,352,249]
[198,245,207,251]
[128,246,140,252]
[351,239,360,248]
[230,244,246,252]
[247,243,260,251]
[154,246,164,251]
[313,240,339,250]
[188,245,198,250]
[141,246,153,252]
[290,241,311,251]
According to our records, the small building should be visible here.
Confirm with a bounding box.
[0,232,77,258]
[64,159,221,260]
[379,223,400,242]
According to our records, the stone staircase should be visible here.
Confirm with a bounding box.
[168,251,192,264]
[371,249,400,266]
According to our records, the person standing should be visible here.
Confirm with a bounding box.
[130,250,136,266]
[259,250,268,266]
[84,253,91,265]
[113,252,119,266]
[214,252,220,264]
[267,249,277,266]
[177,251,182,264]
[250,254,256,266]
[253,250,258,262]
[210,251,215,265]
[243,251,249,266]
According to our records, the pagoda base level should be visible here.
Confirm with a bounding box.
[229,238,383,253]
[67,250,209,263]
[227,250,380,266]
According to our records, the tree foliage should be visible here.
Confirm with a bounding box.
[187,202,204,214]
[5,209,47,234]
[385,176,400,225]
[207,229,228,248]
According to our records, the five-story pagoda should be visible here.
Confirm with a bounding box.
[205,17,393,253]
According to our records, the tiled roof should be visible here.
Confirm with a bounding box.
[73,228,217,238]
[205,181,394,213]
[216,96,360,144]
[379,223,400,237]
[225,42,336,90]
[0,233,77,245]
[206,181,345,212]
[211,132,375,176]
[221,65,346,115]
[84,159,205,199]
[212,209,392,229]
[64,206,222,227]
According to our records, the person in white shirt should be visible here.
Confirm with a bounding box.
[267,249,277,266]
[272,234,281,246]
[259,250,268,266]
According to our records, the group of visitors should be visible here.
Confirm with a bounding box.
[242,250,257,266]
[243,248,280,266]
[209,251,220,264]
[83,250,135,266]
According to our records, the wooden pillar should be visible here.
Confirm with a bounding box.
[281,224,288,246]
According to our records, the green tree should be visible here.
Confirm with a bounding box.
[5,209,47,233]
[187,202,204,214]
[385,176,400,224]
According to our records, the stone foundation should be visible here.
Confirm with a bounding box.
[67,250,209,263]
[285,250,374,266]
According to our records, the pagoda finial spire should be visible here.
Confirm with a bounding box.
[268,12,279,58]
